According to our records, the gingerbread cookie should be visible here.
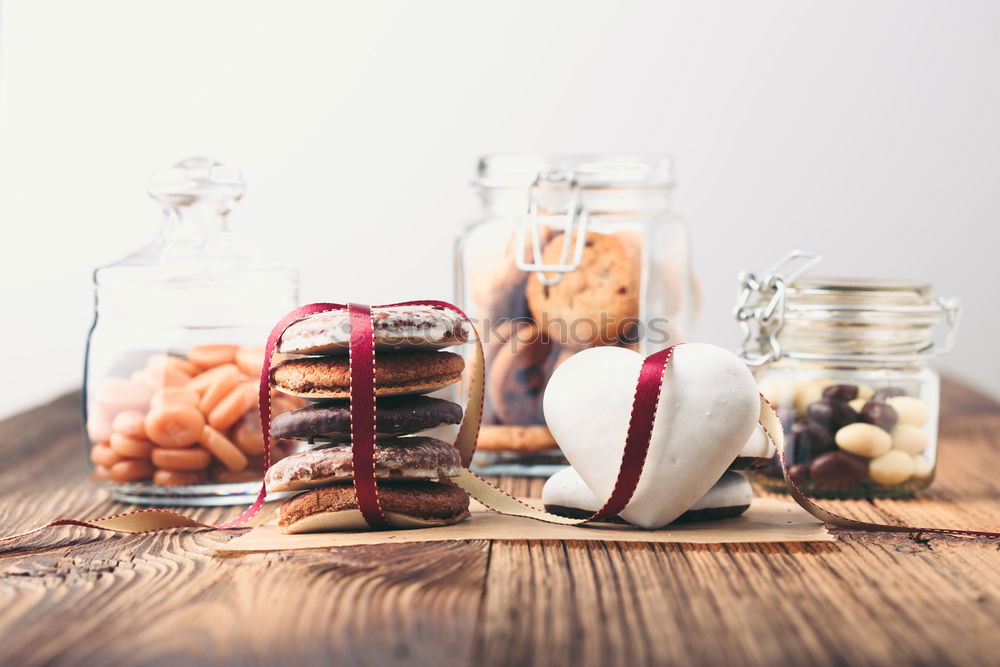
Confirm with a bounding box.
[525,231,640,348]
[476,424,557,452]
[278,304,469,355]
[279,481,471,532]
[265,436,462,491]
[271,351,464,399]
[486,323,553,424]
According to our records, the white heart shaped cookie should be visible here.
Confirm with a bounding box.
[542,344,759,529]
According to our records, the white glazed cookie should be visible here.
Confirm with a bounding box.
[264,436,462,492]
[542,344,760,529]
[541,467,752,523]
[278,305,470,354]
[728,424,777,469]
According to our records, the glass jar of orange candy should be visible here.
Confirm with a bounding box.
[83,158,299,505]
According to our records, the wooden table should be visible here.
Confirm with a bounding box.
[1,380,999,666]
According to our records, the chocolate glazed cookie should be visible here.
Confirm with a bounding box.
[525,231,640,349]
[271,396,463,441]
[486,323,554,424]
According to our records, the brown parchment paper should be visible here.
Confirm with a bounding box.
[216,497,832,552]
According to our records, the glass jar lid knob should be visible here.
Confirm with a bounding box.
[146,156,245,212]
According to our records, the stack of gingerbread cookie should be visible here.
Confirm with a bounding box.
[265,305,473,532]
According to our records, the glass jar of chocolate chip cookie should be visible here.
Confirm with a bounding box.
[735,252,961,498]
[456,154,698,476]
[83,157,299,505]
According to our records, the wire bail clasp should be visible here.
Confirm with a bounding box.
[735,250,822,366]
[515,170,588,287]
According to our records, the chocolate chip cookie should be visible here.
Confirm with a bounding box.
[525,231,640,349]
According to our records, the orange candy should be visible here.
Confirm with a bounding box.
[235,346,266,376]
[133,365,191,389]
[186,363,243,395]
[198,366,243,415]
[96,377,153,413]
[109,433,154,459]
[198,425,248,471]
[92,465,113,481]
[150,387,201,409]
[188,344,239,370]
[147,353,198,377]
[230,411,264,455]
[153,469,207,486]
[144,404,205,448]
[151,446,212,471]
[109,459,154,482]
[111,409,147,439]
[209,383,257,432]
[87,408,114,442]
[90,442,124,468]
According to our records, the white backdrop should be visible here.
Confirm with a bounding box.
[1,1,998,417]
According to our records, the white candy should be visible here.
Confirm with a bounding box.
[794,378,834,416]
[891,424,929,455]
[543,344,760,529]
[857,385,874,401]
[912,455,934,480]
[835,422,892,458]
[849,398,867,413]
[886,396,930,427]
[868,449,916,485]
[757,378,796,408]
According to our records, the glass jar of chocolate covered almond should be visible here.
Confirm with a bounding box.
[735,252,960,498]
[83,157,299,505]
[456,155,698,476]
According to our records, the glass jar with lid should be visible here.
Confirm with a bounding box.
[84,157,300,505]
[456,154,698,476]
[737,251,960,498]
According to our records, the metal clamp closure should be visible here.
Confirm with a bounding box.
[515,171,588,286]
[735,250,822,366]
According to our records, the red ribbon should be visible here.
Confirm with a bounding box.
[347,302,387,527]
[581,346,675,522]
